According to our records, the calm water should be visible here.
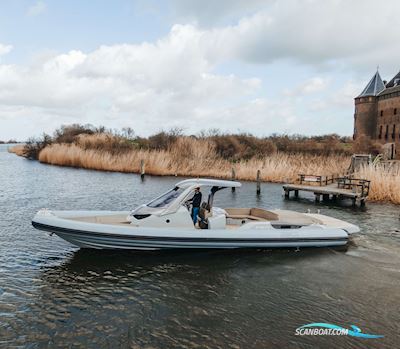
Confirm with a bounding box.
[1,144,399,348]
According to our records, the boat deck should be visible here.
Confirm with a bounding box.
[67,214,131,226]
[65,208,322,230]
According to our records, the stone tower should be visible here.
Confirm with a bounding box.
[353,71,385,139]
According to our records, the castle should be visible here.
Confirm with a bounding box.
[353,70,400,159]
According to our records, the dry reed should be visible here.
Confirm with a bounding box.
[356,164,400,204]
[8,145,25,156]
[38,135,350,182]
[9,134,397,204]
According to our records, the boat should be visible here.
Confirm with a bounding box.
[32,178,360,250]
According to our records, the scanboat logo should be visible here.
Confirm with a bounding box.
[295,323,383,339]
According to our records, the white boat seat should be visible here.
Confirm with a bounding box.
[225,208,279,221]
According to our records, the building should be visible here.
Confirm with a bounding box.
[354,70,400,159]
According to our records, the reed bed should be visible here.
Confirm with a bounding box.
[38,135,350,182]
[8,145,25,156]
[12,133,399,204]
[356,164,400,204]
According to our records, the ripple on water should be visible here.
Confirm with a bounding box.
[1,147,400,348]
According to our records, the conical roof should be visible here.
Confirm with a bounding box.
[385,70,400,88]
[358,71,385,97]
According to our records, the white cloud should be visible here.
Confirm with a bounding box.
[0,44,13,56]
[284,77,329,97]
[26,1,47,17]
[0,25,265,139]
[5,0,399,139]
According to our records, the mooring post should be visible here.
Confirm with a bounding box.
[256,169,261,195]
[231,167,236,192]
[140,159,145,180]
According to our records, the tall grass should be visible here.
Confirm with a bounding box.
[356,164,400,204]
[38,134,350,182]
[8,145,25,156]
[12,132,400,204]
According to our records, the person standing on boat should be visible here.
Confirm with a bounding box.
[188,187,202,224]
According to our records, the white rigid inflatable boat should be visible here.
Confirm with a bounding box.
[32,178,360,250]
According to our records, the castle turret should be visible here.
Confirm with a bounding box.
[353,71,385,140]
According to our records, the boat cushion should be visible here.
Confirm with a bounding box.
[224,208,279,221]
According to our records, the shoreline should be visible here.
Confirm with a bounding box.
[9,143,400,205]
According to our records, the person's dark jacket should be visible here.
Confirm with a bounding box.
[190,192,202,207]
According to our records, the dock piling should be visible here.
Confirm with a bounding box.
[140,160,145,180]
[256,170,261,195]
[231,167,236,192]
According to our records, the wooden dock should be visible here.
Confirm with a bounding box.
[283,175,370,207]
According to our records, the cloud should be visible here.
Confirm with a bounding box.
[171,0,266,26]
[26,1,47,17]
[6,0,396,139]
[0,44,13,56]
[284,77,329,97]
[170,0,400,72]
[0,25,264,139]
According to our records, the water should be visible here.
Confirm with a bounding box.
[1,144,399,348]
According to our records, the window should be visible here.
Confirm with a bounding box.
[147,187,185,208]
[380,110,383,117]
[385,125,389,140]
[378,125,382,139]
[392,125,396,140]
[394,108,397,115]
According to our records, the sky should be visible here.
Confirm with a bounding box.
[1,0,400,140]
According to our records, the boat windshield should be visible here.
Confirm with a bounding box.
[147,187,186,208]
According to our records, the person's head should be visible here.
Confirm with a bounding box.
[195,187,200,193]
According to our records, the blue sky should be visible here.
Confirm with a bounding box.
[1,0,400,140]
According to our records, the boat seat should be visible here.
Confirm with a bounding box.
[226,214,264,221]
[198,202,211,229]
[225,208,279,221]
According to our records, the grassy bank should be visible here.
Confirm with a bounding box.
[36,136,349,182]
[9,124,399,204]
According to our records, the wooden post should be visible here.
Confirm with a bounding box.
[231,167,236,192]
[140,159,145,180]
[284,189,290,198]
[315,194,321,203]
[256,170,261,195]
[322,194,330,201]
[294,190,299,198]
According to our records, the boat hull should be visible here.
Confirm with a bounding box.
[32,211,350,250]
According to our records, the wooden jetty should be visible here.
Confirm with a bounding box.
[283,174,370,207]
